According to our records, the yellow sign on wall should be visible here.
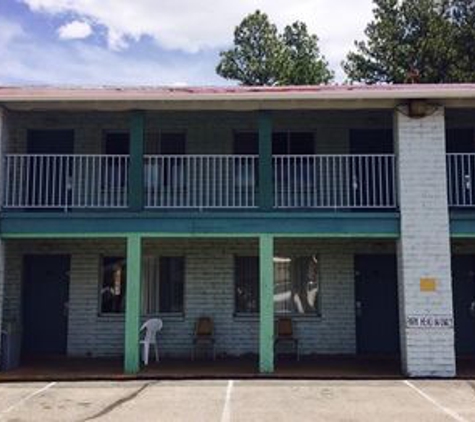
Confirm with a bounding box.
[420,278,437,292]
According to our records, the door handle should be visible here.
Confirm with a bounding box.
[355,301,363,317]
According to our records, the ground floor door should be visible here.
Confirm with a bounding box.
[355,254,399,354]
[22,255,71,356]
[452,255,475,356]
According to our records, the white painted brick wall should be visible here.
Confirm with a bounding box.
[2,238,395,358]
[395,107,456,377]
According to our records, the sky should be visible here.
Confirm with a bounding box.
[0,0,375,86]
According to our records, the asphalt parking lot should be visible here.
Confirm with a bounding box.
[0,379,475,422]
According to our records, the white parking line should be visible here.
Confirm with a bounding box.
[404,380,468,422]
[220,380,234,422]
[0,382,56,419]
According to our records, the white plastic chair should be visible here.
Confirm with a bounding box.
[140,318,163,365]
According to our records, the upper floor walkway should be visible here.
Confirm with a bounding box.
[1,107,474,213]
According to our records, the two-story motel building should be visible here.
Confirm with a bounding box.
[0,84,475,378]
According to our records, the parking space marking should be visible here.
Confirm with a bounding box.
[403,380,468,422]
[220,380,234,422]
[0,381,56,419]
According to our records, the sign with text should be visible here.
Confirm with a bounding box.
[406,315,453,329]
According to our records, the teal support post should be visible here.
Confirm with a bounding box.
[129,111,145,211]
[124,234,142,374]
[259,234,274,373]
[258,111,273,210]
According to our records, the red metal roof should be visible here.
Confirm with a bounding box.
[1,84,475,104]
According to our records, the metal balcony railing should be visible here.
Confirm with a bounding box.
[447,153,475,207]
[3,154,129,209]
[2,153,398,211]
[144,155,258,209]
[273,154,397,209]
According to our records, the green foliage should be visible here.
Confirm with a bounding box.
[343,0,475,83]
[280,22,334,85]
[216,11,333,86]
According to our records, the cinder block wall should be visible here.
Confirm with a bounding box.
[395,107,456,377]
[2,238,395,358]
[5,110,393,155]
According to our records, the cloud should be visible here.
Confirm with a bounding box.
[57,20,92,40]
[18,0,374,71]
[0,16,222,86]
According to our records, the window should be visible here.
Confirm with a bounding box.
[100,257,126,313]
[104,132,129,154]
[349,129,393,154]
[159,133,186,155]
[234,132,258,155]
[104,132,129,191]
[142,256,185,314]
[274,256,319,314]
[145,132,186,190]
[272,132,314,155]
[234,255,320,315]
[233,132,315,155]
[100,256,185,315]
[235,256,259,313]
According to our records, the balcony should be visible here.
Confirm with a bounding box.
[447,153,475,208]
[2,154,398,211]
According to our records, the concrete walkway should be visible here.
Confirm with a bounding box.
[1,379,475,421]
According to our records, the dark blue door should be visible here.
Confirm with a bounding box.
[349,129,395,208]
[27,130,74,208]
[452,255,475,355]
[355,254,399,354]
[22,255,70,355]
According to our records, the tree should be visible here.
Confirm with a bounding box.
[216,11,333,86]
[451,0,475,81]
[216,11,285,86]
[280,22,334,85]
[343,0,462,83]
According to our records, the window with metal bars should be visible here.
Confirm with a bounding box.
[234,255,320,315]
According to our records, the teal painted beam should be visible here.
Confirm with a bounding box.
[124,234,142,374]
[129,111,145,211]
[259,234,274,373]
[0,212,400,237]
[258,111,273,211]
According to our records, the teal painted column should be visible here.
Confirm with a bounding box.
[258,111,273,210]
[124,234,142,374]
[129,111,145,211]
[259,234,274,373]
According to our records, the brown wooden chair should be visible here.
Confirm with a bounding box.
[192,316,216,360]
[274,317,299,361]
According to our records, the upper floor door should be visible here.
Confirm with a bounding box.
[26,130,74,208]
[349,129,394,208]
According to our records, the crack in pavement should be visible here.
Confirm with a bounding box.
[82,382,155,421]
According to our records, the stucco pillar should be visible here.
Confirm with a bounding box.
[395,105,456,377]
